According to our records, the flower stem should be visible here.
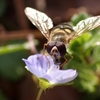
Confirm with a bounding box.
[36,88,43,100]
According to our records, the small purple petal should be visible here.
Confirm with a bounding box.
[22,54,54,77]
[22,59,45,77]
[37,54,54,72]
[48,69,78,84]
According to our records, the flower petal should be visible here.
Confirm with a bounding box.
[22,54,54,78]
[48,69,78,84]
[37,54,54,72]
[22,58,45,77]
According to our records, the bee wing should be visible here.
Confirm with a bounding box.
[24,7,53,40]
[72,16,100,39]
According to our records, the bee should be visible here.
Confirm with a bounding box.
[24,7,100,66]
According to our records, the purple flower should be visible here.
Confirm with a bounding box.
[22,54,78,89]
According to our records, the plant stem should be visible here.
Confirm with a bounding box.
[36,88,43,100]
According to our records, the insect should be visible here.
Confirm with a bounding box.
[24,7,100,66]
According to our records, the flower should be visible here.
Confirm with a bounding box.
[22,54,78,89]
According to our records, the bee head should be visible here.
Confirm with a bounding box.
[46,41,66,63]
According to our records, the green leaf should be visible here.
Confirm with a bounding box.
[0,40,38,55]
[68,32,92,55]
[71,12,89,26]
[0,50,28,80]
[0,90,8,100]
[65,60,98,93]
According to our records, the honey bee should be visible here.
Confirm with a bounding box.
[24,7,100,66]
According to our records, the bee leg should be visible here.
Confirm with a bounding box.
[42,43,48,55]
[45,55,50,67]
[60,57,68,69]
[60,52,73,68]
[39,43,47,57]
[38,54,50,68]
[43,43,50,67]
[66,51,73,60]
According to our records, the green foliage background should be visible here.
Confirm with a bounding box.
[0,40,38,100]
[65,12,100,100]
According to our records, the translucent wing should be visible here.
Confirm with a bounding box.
[72,16,100,39]
[24,7,53,39]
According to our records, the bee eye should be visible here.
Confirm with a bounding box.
[46,41,56,54]
[56,41,66,56]
[46,41,66,56]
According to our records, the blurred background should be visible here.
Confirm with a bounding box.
[0,0,100,100]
